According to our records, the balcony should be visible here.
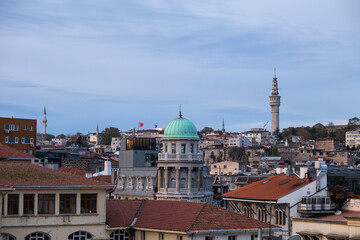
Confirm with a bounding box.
[158,153,202,162]
[297,196,334,214]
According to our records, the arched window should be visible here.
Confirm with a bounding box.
[257,209,261,220]
[1,233,16,240]
[282,210,286,225]
[170,178,176,188]
[110,230,130,240]
[275,210,279,224]
[68,231,92,240]
[25,232,50,240]
[180,178,186,188]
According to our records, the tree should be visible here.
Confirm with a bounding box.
[199,127,214,136]
[37,133,55,141]
[348,117,360,126]
[271,144,280,156]
[228,147,246,161]
[100,127,120,145]
[75,136,88,147]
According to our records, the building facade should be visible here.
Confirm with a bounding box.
[346,130,360,148]
[0,117,37,155]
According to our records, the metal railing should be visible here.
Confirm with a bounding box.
[158,153,202,161]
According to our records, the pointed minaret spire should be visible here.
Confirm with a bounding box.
[179,104,182,118]
[42,105,47,135]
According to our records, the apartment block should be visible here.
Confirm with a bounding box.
[0,117,37,155]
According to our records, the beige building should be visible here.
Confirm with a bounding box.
[0,163,113,240]
[292,198,360,240]
[210,161,240,175]
[346,130,360,148]
[316,138,339,152]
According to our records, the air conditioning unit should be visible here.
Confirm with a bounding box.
[313,197,323,210]
[4,130,9,134]
[30,143,34,147]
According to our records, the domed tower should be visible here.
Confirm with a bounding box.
[156,112,213,202]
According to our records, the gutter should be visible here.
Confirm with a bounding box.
[186,228,282,235]
[0,188,15,191]
[223,197,277,204]
[14,185,113,189]
[133,227,187,235]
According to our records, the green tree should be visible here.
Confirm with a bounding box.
[75,136,88,147]
[100,127,120,145]
[37,133,55,141]
[228,147,246,161]
[199,127,214,136]
[271,144,280,156]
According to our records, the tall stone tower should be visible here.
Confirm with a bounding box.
[269,68,281,135]
[43,106,47,135]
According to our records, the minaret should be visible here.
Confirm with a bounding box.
[222,119,225,134]
[269,68,281,135]
[96,124,99,145]
[43,106,47,135]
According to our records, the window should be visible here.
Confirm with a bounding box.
[81,194,97,213]
[228,236,236,240]
[0,233,16,240]
[110,230,129,240]
[68,231,92,240]
[205,237,214,240]
[25,232,50,240]
[7,194,19,215]
[191,144,194,153]
[5,136,18,144]
[171,144,176,154]
[181,144,186,153]
[178,236,183,240]
[24,194,35,214]
[38,194,55,214]
[30,125,34,131]
[141,231,146,240]
[223,165,227,169]
[29,150,33,155]
[60,194,76,214]
[159,233,164,240]
[165,145,168,153]
[24,124,28,130]
[4,124,19,131]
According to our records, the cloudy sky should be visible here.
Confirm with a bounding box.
[0,0,359,135]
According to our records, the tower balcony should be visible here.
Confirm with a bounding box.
[158,153,203,162]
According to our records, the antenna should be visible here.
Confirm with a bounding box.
[274,67,277,78]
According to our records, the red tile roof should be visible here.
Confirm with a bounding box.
[107,200,279,232]
[106,200,142,228]
[59,166,93,177]
[224,173,311,201]
[0,163,113,188]
[0,143,38,160]
[92,175,113,184]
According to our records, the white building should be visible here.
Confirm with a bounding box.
[346,130,360,148]
[241,128,270,146]
[51,137,67,146]
[225,135,252,148]
[111,137,121,152]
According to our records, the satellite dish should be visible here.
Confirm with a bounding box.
[288,235,301,240]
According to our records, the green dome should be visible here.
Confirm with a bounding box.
[163,117,199,139]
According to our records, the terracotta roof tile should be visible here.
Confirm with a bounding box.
[189,203,277,231]
[0,163,112,188]
[107,200,279,232]
[0,143,38,160]
[59,166,93,177]
[224,173,311,200]
[92,175,112,184]
[106,200,142,227]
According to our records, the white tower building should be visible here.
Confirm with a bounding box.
[270,69,281,135]
[42,106,47,135]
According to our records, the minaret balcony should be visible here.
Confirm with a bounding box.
[158,153,202,161]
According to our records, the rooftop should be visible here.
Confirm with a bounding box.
[0,143,38,160]
[106,200,278,232]
[224,173,311,201]
[0,163,112,188]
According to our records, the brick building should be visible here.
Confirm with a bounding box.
[0,117,37,155]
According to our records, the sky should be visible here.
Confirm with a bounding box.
[0,0,359,135]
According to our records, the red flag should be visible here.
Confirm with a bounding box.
[155,124,157,128]
[139,122,144,127]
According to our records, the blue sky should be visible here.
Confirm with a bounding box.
[0,0,359,135]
